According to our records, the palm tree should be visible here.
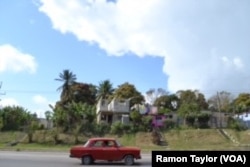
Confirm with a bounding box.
[55,69,77,103]
[96,79,114,100]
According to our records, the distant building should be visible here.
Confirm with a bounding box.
[96,100,233,129]
[96,98,131,124]
[198,111,228,128]
[38,118,53,129]
[234,112,250,129]
[132,104,178,128]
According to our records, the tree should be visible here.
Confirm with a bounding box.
[51,102,68,129]
[112,82,144,107]
[177,89,208,110]
[0,117,3,131]
[233,93,250,114]
[70,82,97,105]
[88,83,98,101]
[154,94,179,111]
[48,104,64,144]
[208,91,234,113]
[96,79,114,100]
[178,103,199,126]
[67,101,96,143]
[145,88,168,105]
[130,110,142,126]
[0,106,30,131]
[55,69,77,103]
[176,90,207,127]
[24,112,39,143]
[67,101,85,143]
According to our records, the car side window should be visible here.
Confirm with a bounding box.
[104,141,115,147]
[92,141,103,147]
[109,141,116,147]
[90,140,117,147]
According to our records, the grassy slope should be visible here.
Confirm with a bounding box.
[0,129,249,152]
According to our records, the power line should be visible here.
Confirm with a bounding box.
[2,89,57,94]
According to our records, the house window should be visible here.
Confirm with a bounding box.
[156,116,162,120]
[117,115,122,120]
[101,114,106,120]
[107,115,113,123]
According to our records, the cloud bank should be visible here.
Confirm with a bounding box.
[0,44,37,74]
[38,0,250,97]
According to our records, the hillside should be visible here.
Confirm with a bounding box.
[0,129,249,152]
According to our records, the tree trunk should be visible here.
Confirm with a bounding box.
[28,132,33,143]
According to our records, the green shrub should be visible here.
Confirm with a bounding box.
[227,117,247,131]
[197,113,211,128]
[94,122,110,136]
[163,120,176,130]
[185,114,196,127]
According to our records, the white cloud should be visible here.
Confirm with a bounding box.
[233,58,244,70]
[39,0,250,97]
[33,95,48,105]
[0,44,37,74]
[32,95,55,118]
[0,98,19,108]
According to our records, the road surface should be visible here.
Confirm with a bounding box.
[0,151,152,167]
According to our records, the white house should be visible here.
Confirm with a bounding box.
[234,112,250,129]
[96,98,130,124]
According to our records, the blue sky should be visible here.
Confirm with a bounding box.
[0,0,249,118]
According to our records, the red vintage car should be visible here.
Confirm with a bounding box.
[69,137,141,165]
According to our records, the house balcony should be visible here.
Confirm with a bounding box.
[108,101,129,113]
[96,98,130,114]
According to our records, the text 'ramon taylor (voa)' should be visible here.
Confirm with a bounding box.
[155,154,246,165]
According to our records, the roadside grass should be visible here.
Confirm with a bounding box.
[105,132,167,152]
[0,129,249,152]
[164,129,234,150]
[0,143,71,152]
[0,131,26,143]
[224,129,250,144]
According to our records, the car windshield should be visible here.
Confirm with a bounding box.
[115,140,122,147]
[83,140,90,147]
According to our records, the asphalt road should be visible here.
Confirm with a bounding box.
[0,151,152,167]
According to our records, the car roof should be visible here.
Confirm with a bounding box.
[88,137,116,141]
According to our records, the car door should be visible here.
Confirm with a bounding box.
[102,140,122,161]
[90,140,105,160]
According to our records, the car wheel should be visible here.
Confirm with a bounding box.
[124,155,134,166]
[81,155,92,165]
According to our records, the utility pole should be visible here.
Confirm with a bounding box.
[216,91,222,128]
[0,82,6,102]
